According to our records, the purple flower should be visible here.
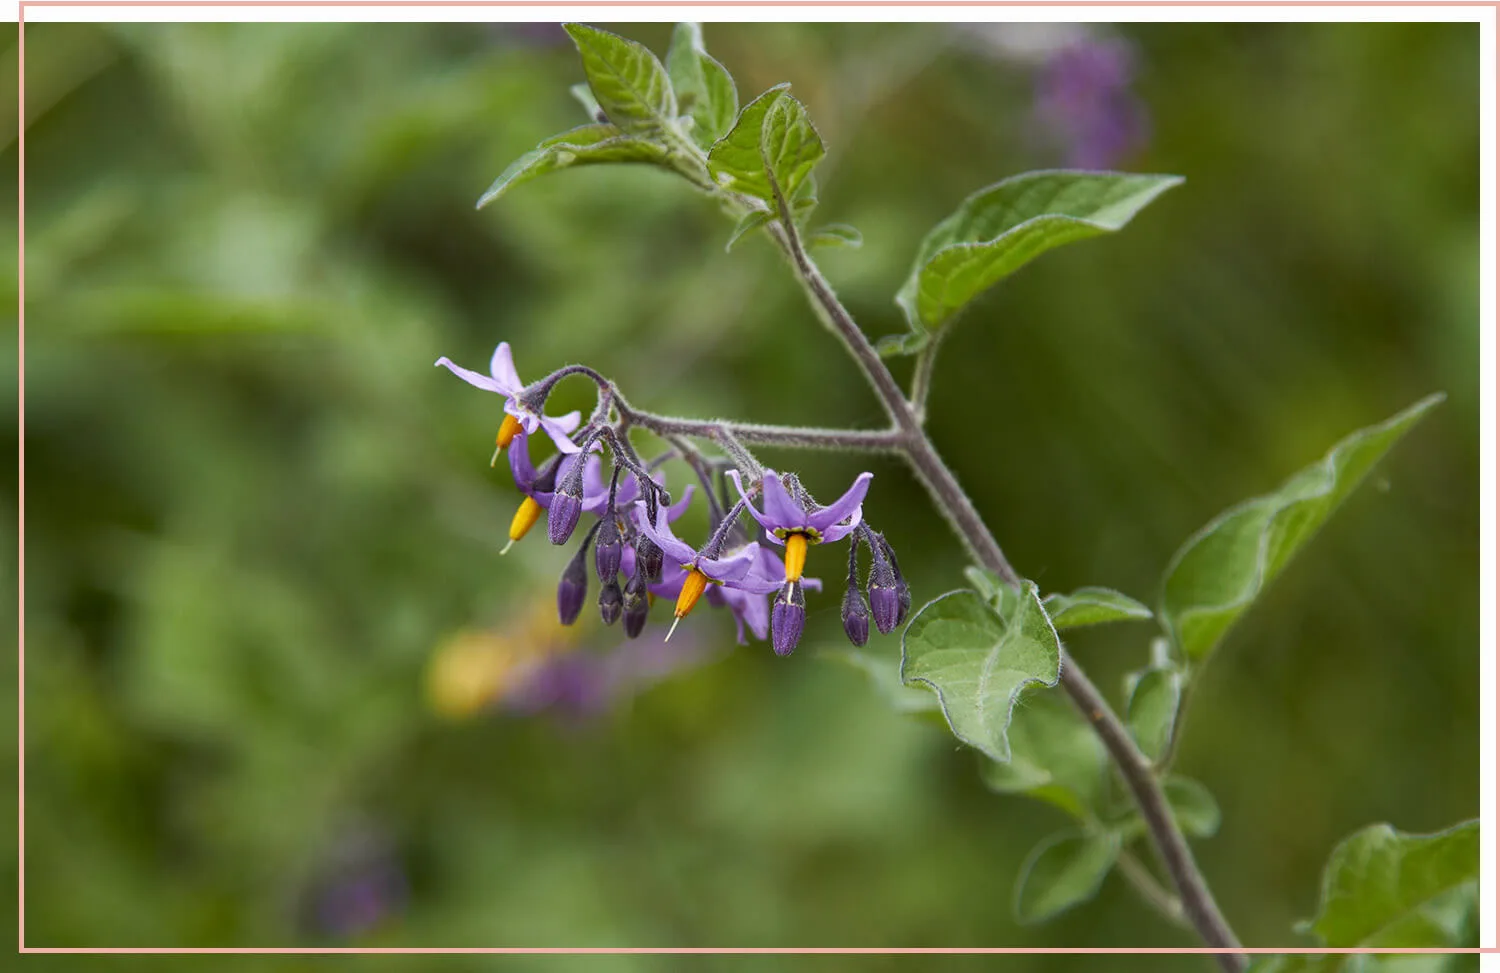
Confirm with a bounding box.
[632,503,761,587]
[1033,37,1148,170]
[436,341,583,455]
[651,543,821,647]
[729,470,873,546]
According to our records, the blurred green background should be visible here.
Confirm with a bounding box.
[10,19,1479,963]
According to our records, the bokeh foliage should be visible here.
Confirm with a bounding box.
[12,20,1478,960]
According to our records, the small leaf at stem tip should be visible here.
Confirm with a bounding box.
[666,22,738,149]
[725,208,773,252]
[1013,829,1120,924]
[809,223,863,250]
[1042,586,1152,629]
[1160,392,1444,664]
[1123,665,1182,762]
[476,125,673,209]
[895,170,1183,333]
[707,85,824,209]
[875,330,930,358]
[563,24,677,135]
[900,584,1062,762]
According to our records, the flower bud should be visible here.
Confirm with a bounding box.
[547,453,586,545]
[867,530,904,635]
[621,569,650,639]
[876,532,911,627]
[598,577,623,625]
[770,581,806,657]
[841,585,870,647]
[594,513,623,581]
[557,548,590,626]
[635,535,664,583]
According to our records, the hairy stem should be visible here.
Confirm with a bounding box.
[767,202,1245,969]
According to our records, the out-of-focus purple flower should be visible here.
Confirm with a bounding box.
[303,828,408,941]
[436,341,582,454]
[1033,37,1148,169]
[730,470,872,546]
[503,628,720,719]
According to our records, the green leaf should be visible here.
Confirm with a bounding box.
[564,23,676,135]
[1300,820,1479,948]
[1161,776,1220,839]
[1124,666,1182,762]
[725,209,772,251]
[809,223,863,250]
[876,331,930,358]
[569,82,604,122]
[476,124,672,210]
[1161,393,1444,662]
[896,170,1182,332]
[980,689,1106,820]
[665,22,738,148]
[1043,586,1152,629]
[963,565,1005,604]
[1013,830,1120,924]
[900,584,1062,762]
[707,85,824,209]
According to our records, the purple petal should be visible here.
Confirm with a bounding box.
[807,472,873,534]
[697,544,757,584]
[631,505,697,566]
[507,432,550,502]
[760,472,808,531]
[726,470,778,533]
[436,357,508,395]
[488,342,524,393]
[538,413,583,454]
[818,521,859,544]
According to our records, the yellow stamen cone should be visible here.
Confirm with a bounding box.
[503,496,543,554]
[492,415,523,467]
[672,568,710,630]
[783,532,809,582]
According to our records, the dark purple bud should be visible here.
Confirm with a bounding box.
[598,578,623,625]
[841,585,870,647]
[621,569,650,639]
[770,581,806,657]
[557,555,589,626]
[635,535,664,583]
[867,530,904,635]
[594,514,623,581]
[876,532,911,627]
[548,453,586,545]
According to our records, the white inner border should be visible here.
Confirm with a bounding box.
[13,0,1497,956]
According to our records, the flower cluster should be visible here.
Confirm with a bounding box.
[437,341,912,655]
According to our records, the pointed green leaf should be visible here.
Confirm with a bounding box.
[1043,586,1152,629]
[980,689,1106,820]
[564,23,676,134]
[876,331,930,358]
[666,22,738,148]
[1300,821,1479,948]
[707,85,824,208]
[1014,830,1121,924]
[725,209,772,251]
[900,584,1062,762]
[896,170,1183,332]
[809,223,863,250]
[1161,393,1444,662]
[1125,666,1182,762]
[476,125,673,209]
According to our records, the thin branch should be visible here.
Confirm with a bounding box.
[1116,849,1188,928]
[765,196,1245,970]
[907,324,948,424]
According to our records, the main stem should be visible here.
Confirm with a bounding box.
[769,207,1246,970]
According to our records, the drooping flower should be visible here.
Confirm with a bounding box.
[436,341,583,458]
[649,543,821,647]
[632,502,765,639]
[503,431,608,553]
[729,469,873,583]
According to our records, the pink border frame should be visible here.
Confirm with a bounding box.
[13,0,1496,957]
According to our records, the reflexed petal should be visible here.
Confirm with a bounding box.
[436,357,507,395]
[818,519,861,544]
[697,544,757,584]
[727,470,778,533]
[507,432,548,500]
[489,341,524,393]
[538,414,583,454]
[631,505,698,565]
[806,472,873,533]
[760,472,808,530]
